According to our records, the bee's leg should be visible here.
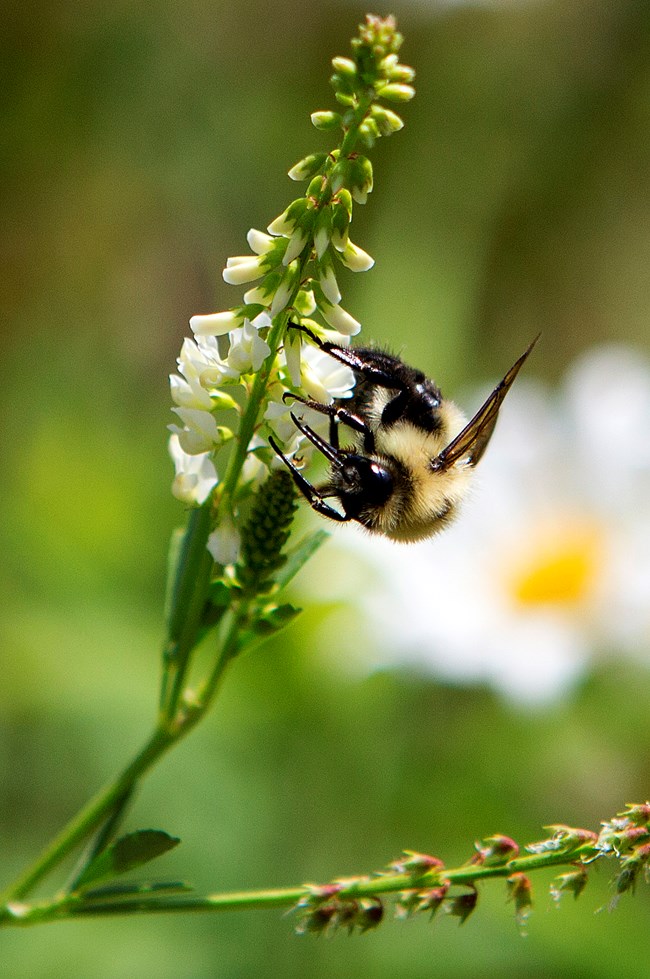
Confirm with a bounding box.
[268,436,350,522]
[282,392,375,452]
[288,322,405,391]
[288,413,344,467]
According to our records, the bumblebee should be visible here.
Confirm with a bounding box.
[270,325,537,542]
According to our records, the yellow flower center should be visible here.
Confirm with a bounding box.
[506,522,603,608]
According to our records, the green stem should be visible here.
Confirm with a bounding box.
[0,842,604,926]
[0,68,395,920]
[0,726,174,903]
[161,505,214,720]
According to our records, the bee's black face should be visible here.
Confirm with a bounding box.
[338,455,394,519]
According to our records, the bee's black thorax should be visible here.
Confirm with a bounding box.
[347,348,444,435]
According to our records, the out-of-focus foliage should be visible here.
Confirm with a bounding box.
[1,0,649,975]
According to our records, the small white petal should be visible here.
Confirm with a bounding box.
[314,225,331,259]
[270,277,293,316]
[339,240,375,272]
[267,211,295,236]
[250,310,273,330]
[320,303,361,336]
[169,373,213,410]
[169,436,218,505]
[226,255,256,267]
[222,258,264,285]
[243,286,270,306]
[190,311,240,337]
[319,263,341,305]
[283,230,308,266]
[208,519,241,565]
[246,228,274,254]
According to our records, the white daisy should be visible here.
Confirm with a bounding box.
[334,346,650,704]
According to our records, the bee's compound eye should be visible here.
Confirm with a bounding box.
[339,455,394,505]
[368,463,393,502]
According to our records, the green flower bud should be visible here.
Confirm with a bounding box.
[267,198,309,236]
[370,105,404,135]
[329,160,350,194]
[288,152,328,181]
[331,56,357,77]
[236,470,297,594]
[358,118,380,144]
[310,110,342,131]
[376,82,415,102]
[306,174,326,198]
[349,155,373,204]
[379,53,415,83]
[313,206,333,258]
[330,198,351,250]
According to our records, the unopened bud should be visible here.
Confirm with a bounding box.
[473,834,519,867]
[288,153,328,181]
[376,82,415,102]
[310,110,342,131]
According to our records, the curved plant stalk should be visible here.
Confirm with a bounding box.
[2,804,648,931]
[0,14,413,912]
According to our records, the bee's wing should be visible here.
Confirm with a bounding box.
[433,335,539,470]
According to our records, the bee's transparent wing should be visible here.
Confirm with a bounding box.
[432,335,539,471]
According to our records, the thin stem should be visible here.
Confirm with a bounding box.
[0,726,174,903]
[0,841,605,926]
[161,505,214,720]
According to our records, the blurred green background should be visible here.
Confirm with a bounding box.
[2,0,650,975]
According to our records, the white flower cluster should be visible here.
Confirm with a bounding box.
[324,346,650,704]
[169,216,359,509]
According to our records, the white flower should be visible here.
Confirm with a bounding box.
[269,270,295,316]
[283,228,309,265]
[169,434,218,505]
[169,407,225,454]
[222,256,265,286]
[283,331,302,388]
[300,343,355,404]
[329,346,650,704]
[314,224,331,260]
[172,337,239,404]
[169,370,213,411]
[208,516,241,565]
[320,301,361,336]
[267,209,296,236]
[190,310,242,337]
[337,240,375,272]
[227,320,271,374]
[319,261,341,305]
[247,228,275,254]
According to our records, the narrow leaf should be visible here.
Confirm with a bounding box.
[75,830,181,890]
[275,530,329,589]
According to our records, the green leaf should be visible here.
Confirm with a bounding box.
[275,529,329,589]
[252,603,302,636]
[209,578,237,608]
[75,830,181,891]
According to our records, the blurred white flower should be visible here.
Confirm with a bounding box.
[339,346,650,704]
[169,435,218,505]
[208,515,241,566]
